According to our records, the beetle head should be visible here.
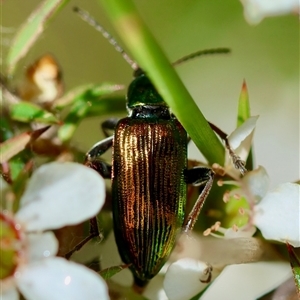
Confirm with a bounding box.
[127,73,168,109]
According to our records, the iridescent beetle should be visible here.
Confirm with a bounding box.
[74,8,246,288]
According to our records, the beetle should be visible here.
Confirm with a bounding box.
[84,72,215,287]
[74,7,245,289]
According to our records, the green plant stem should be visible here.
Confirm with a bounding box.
[99,0,224,165]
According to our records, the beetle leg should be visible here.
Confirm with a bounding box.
[64,136,113,259]
[101,118,119,137]
[183,167,214,232]
[84,137,114,247]
[187,122,246,174]
[208,121,247,175]
[85,135,113,179]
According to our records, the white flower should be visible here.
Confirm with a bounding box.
[161,112,298,300]
[238,166,299,247]
[213,166,299,246]
[253,182,300,247]
[1,162,109,300]
[240,0,300,24]
[227,116,258,157]
[163,166,299,299]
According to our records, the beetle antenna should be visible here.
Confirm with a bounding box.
[74,7,139,71]
[172,48,231,66]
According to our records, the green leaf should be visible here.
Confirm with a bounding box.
[0,127,50,163]
[287,243,300,296]
[58,84,123,142]
[58,98,90,142]
[0,117,14,141]
[86,96,125,117]
[10,102,60,124]
[11,160,33,212]
[53,83,124,110]
[236,80,254,170]
[237,80,251,127]
[7,157,26,183]
[6,0,70,74]
[99,264,130,280]
[99,0,224,165]
[190,284,211,300]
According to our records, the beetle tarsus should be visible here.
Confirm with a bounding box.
[226,145,247,175]
[208,121,247,175]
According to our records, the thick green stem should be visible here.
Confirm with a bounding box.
[99,0,224,165]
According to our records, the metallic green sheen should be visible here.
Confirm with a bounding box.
[112,115,187,286]
[127,75,168,108]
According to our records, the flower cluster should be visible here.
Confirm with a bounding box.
[161,117,300,300]
[1,162,109,300]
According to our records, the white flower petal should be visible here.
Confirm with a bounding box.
[16,162,105,231]
[170,234,262,267]
[164,258,211,300]
[27,232,58,261]
[201,262,292,300]
[228,116,258,151]
[242,166,270,201]
[233,132,254,162]
[254,183,300,247]
[1,286,19,300]
[16,257,109,300]
[240,0,299,24]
